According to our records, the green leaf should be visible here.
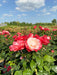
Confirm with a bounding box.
[23,69,32,75]
[38,72,49,75]
[0,67,4,70]
[23,61,26,69]
[52,66,57,73]
[37,72,43,75]
[44,66,50,72]
[44,55,55,62]
[32,53,37,59]
[38,65,43,71]
[36,57,43,67]
[14,71,22,75]
[30,60,36,71]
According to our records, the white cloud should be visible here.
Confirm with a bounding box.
[0,4,2,6]
[37,12,50,16]
[50,6,57,12]
[43,12,51,15]
[3,0,7,3]
[3,14,13,17]
[15,0,45,11]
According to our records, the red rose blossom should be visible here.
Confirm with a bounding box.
[6,39,8,40]
[13,35,17,39]
[17,32,21,35]
[25,34,42,52]
[7,66,11,72]
[2,30,10,35]
[9,33,51,52]
[20,56,24,60]
[3,65,11,73]
[33,25,37,29]
[44,28,49,31]
[51,50,54,53]
[4,35,7,37]
[53,29,57,31]
[9,40,25,52]
[39,26,49,31]
[39,35,51,45]
[39,26,44,30]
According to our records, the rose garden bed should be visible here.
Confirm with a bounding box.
[0,26,57,75]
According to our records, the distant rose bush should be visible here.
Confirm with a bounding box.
[53,29,57,31]
[2,30,10,35]
[39,26,49,31]
[33,25,37,29]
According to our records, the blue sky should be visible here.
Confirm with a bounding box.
[0,0,57,24]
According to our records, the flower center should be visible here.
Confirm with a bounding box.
[27,38,39,50]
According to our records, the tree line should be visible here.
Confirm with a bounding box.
[2,19,57,26]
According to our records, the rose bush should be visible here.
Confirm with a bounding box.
[0,27,57,75]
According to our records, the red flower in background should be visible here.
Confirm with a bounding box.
[47,36,51,40]
[3,65,11,74]
[20,56,24,60]
[44,28,49,31]
[4,35,7,37]
[13,35,17,39]
[17,32,21,35]
[33,25,37,29]
[2,30,10,35]
[39,26,44,30]
[7,66,11,72]
[39,35,51,45]
[53,29,57,31]
[39,26,49,31]
[6,39,8,40]
[51,50,54,53]
[54,35,56,37]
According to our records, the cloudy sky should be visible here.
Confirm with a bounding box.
[0,0,57,24]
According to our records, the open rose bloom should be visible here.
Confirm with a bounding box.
[9,33,51,52]
[25,34,42,52]
[9,40,25,52]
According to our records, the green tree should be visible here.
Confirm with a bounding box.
[52,19,56,23]
[16,21,20,26]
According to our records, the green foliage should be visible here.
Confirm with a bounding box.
[23,69,32,75]
[14,71,22,75]
[30,60,36,71]
[52,66,57,73]
[0,25,57,75]
[44,55,55,62]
